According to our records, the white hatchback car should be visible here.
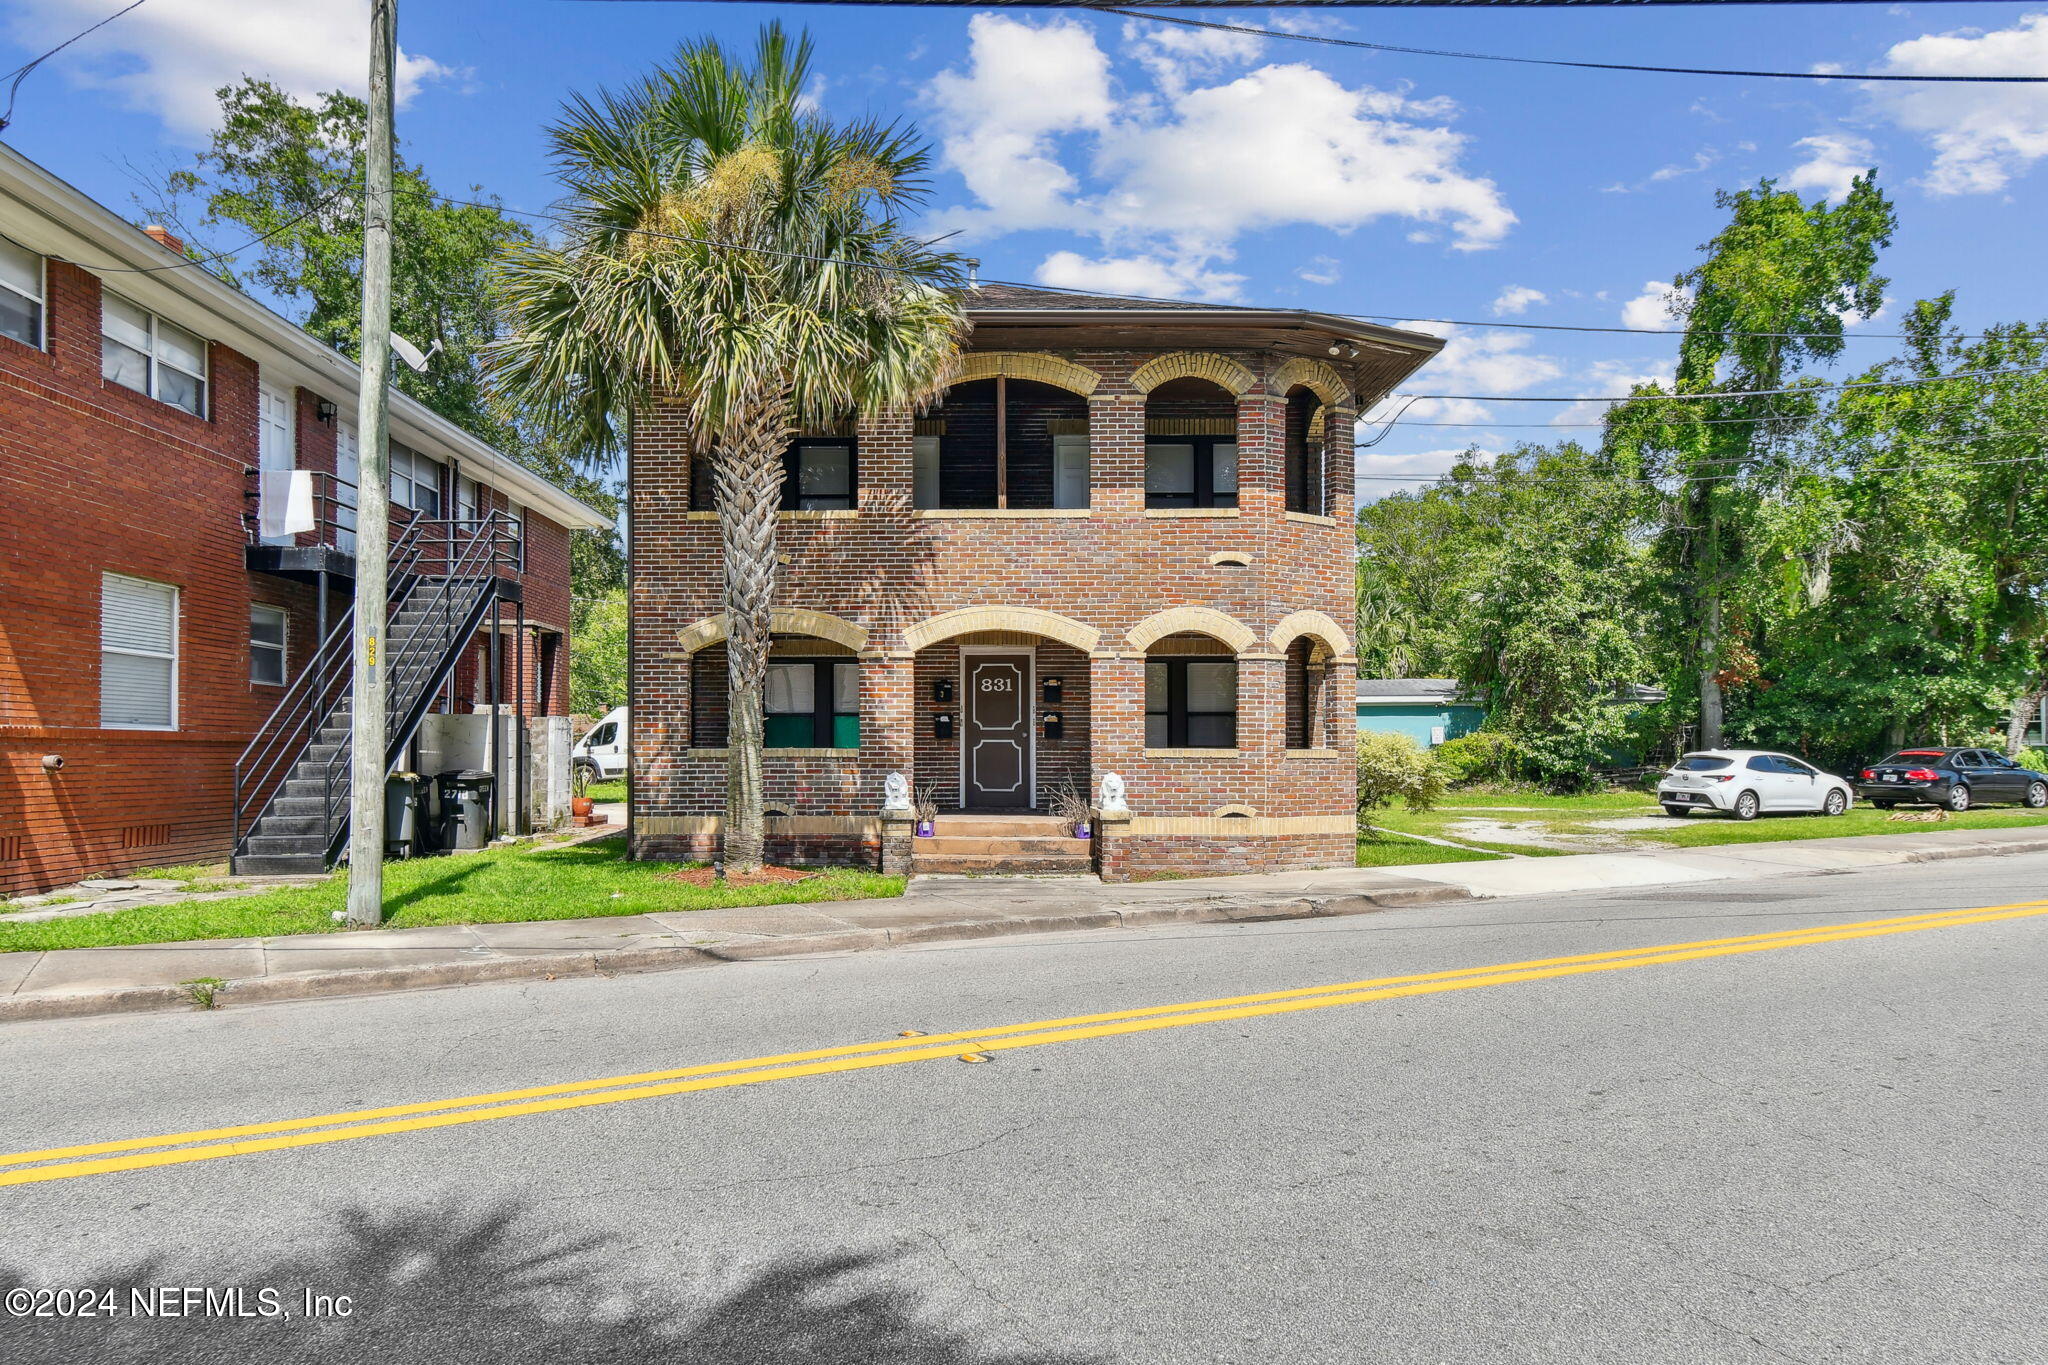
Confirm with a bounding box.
[1657,750,1855,820]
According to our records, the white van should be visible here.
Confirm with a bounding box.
[573,706,628,786]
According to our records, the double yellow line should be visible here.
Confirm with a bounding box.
[4,897,2043,1189]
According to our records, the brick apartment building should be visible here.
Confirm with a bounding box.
[0,143,610,897]
[629,285,1441,878]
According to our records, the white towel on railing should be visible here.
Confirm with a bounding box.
[258,469,316,539]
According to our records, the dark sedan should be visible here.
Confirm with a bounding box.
[1854,747,2048,811]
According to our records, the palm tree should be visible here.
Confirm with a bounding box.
[491,26,967,872]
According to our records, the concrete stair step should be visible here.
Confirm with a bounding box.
[233,854,331,876]
[244,833,328,857]
[929,817,1074,838]
[917,836,1089,857]
[911,853,1093,875]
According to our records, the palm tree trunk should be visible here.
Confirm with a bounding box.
[712,392,794,874]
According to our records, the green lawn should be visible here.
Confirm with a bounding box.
[1356,831,1504,867]
[1,838,902,954]
[1365,788,2048,860]
[584,779,628,804]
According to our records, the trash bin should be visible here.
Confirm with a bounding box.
[437,769,495,852]
[384,772,424,858]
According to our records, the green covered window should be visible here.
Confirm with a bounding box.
[765,659,860,749]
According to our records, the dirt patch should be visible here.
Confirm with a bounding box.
[664,865,818,889]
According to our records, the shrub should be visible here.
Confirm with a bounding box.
[1432,731,1524,786]
[1357,732,1447,816]
[2022,748,2048,774]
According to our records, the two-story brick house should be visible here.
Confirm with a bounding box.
[629,284,1440,879]
[0,143,610,897]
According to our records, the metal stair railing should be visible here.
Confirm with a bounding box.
[230,510,432,864]
[312,510,519,864]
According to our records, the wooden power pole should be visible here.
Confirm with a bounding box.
[345,0,397,927]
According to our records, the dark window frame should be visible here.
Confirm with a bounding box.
[765,656,860,749]
[1145,655,1238,749]
[781,438,858,511]
[1144,434,1239,510]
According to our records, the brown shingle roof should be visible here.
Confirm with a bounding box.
[966,282,1233,313]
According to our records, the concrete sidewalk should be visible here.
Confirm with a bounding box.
[4,824,2045,1024]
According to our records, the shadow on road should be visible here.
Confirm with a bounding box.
[1,1200,1102,1364]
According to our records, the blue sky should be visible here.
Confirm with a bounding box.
[5,1,2046,498]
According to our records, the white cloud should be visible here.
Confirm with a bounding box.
[1868,13,2048,194]
[1491,284,1547,316]
[1649,148,1722,183]
[1364,322,1563,427]
[1037,250,1244,303]
[1356,445,1503,499]
[928,16,1514,293]
[1094,63,1513,254]
[928,15,1114,231]
[1552,358,1678,427]
[1296,255,1341,287]
[1785,132,1878,202]
[3,0,457,138]
[1620,280,1692,331]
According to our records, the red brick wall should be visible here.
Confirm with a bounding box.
[0,260,582,895]
[628,344,1360,875]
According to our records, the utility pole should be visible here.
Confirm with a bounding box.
[345,0,397,927]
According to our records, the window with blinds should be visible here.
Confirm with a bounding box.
[101,574,178,729]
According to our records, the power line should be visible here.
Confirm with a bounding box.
[1355,445,2048,487]
[418,186,2005,345]
[0,0,150,132]
[1395,362,2048,404]
[1097,7,2048,84]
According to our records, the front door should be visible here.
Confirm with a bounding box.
[963,653,1032,809]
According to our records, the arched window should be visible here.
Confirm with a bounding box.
[1145,633,1238,749]
[1283,386,1324,515]
[915,378,1089,510]
[692,637,860,749]
[1144,377,1237,509]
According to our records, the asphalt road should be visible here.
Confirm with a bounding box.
[4,854,2046,1365]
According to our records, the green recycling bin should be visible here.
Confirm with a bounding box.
[384,772,424,858]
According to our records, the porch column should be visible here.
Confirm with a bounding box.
[863,649,916,873]
[1088,649,1144,881]
[1236,651,1289,814]
[1322,404,1355,518]
[1235,392,1286,521]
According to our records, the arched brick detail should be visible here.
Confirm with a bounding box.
[1213,803,1260,818]
[950,352,1100,396]
[901,606,1101,654]
[1270,357,1352,409]
[1269,609,1351,659]
[1127,607,1258,654]
[677,607,870,654]
[1129,352,1256,396]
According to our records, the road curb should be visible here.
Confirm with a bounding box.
[0,882,1468,1025]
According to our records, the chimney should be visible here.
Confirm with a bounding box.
[142,224,185,257]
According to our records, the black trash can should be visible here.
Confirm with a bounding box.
[384,772,425,858]
[437,769,496,852]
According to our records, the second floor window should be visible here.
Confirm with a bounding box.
[102,294,207,416]
[249,605,288,686]
[390,443,443,516]
[1144,438,1239,509]
[0,235,44,348]
[783,440,856,510]
[456,475,481,526]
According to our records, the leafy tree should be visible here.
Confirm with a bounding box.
[143,79,628,594]
[1607,176,1895,749]
[491,26,967,871]
[569,587,629,716]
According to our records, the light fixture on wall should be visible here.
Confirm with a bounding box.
[315,399,338,424]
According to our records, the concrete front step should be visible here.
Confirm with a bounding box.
[918,836,1091,857]
[232,853,330,876]
[911,854,1094,875]
[929,816,1075,838]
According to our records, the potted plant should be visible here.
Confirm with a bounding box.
[913,787,939,839]
[1050,780,1091,839]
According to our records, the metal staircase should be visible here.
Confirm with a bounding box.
[231,513,519,876]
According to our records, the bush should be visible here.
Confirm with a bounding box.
[1357,732,1447,816]
[2022,748,2048,774]
[1432,731,1524,786]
